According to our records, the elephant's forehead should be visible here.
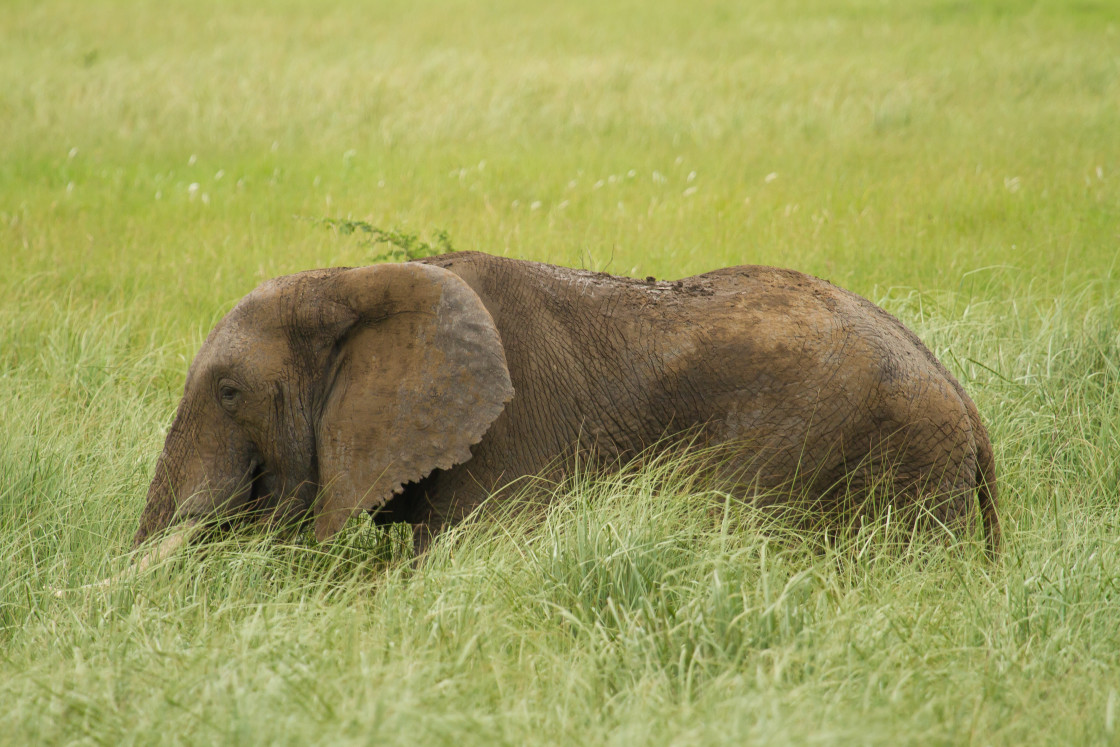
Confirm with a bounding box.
[231,268,351,324]
[196,269,353,373]
[199,291,295,365]
[218,294,287,338]
[194,320,275,375]
[236,274,313,314]
[188,323,290,395]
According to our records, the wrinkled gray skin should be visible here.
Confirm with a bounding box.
[135,252,999,556]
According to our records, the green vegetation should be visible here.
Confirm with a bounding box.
[2,0,1118,743]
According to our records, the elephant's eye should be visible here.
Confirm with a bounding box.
[218,381,241,410]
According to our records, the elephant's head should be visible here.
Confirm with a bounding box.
[133,262,513,548]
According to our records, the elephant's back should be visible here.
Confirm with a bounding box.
[689,264,962,382]
[684,265,958,389]
[690,265,991,516]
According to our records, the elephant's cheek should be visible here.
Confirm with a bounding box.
[246,471,281,518]
[240,471,314,526]
[266,480,318,526]
[177,463,257,521]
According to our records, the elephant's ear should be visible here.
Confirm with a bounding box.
[312,263,513,541]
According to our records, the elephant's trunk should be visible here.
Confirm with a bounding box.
[133,447,181,549]
[133,398,260,548]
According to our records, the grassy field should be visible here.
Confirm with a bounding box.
[2,0,1119,743]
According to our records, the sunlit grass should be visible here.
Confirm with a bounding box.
[2,0,1119,743]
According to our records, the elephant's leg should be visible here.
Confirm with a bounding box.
[410,521,443,558]
[900,453,981,540]
[368,474,457,558]
[854,407,981,542]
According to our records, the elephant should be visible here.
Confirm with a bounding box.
[131,251,1000,562]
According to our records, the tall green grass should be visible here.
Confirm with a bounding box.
[2,0,1119,743]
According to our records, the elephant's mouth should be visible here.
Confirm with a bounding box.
[242,462,316,527]
[248,462,267,501]
[204,461,273,525]
[246,462,276,515]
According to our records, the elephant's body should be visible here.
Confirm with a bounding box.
[133,251,999,557]
[385,253,997,548]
